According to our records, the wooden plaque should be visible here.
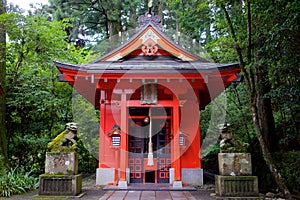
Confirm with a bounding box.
[141,82,157,104]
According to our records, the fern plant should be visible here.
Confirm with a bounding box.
[0,168,38,197]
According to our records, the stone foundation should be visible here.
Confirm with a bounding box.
[96,168,115,185]
[39,174,82,196]
[215,175,259,197]
[96,168,131,185]
[169,168,174,184]
[169,168,203,186]
[182,168,203,185]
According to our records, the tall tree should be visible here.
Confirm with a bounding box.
[0,0,8,166]
[169,0,298,198]
[44,0,170,45]
[215,0,295,198]
[4,12,86,172]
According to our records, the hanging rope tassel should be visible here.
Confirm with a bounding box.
[147,108,154,166]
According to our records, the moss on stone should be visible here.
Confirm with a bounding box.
[47,130,77,153]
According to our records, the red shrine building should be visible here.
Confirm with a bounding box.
[55,10,240,188]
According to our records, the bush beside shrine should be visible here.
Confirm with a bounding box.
[0,168,38,197]
[272,151,300,196]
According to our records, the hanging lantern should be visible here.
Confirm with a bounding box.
[179,134,185,146]
[179,129,189,147]
[108,124,121,147]
[112,135,121,146]
[143,116,150,124]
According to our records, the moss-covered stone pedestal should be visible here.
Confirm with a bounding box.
[215,153,259,199]
[39,153,82,196]
[215,176,259,198]
[39,174,82,196]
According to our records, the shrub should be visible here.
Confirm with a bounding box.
[0,156,6,176]
[272,151,300,195]
[0,168,38,197]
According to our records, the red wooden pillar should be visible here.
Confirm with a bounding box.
[119,91,128,181]
[114,149,119,185]
[99,90,106,168]
[173,95,181,181]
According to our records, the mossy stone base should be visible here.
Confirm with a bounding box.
[215,175,259,197]
[39,174,82,196]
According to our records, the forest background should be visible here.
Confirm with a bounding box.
[0,0,299,198]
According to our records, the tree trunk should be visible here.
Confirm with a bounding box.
[254,52,278,152]
[157,0,163,25]
[129,6,137,29]
[0,0,8,166]
[253,49,289,199]
[251,100,292,199]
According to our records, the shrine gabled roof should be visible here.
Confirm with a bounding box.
[55,11,240,75]
[89,10,208,62]
[93,20,206,62]
[54,10,242,110]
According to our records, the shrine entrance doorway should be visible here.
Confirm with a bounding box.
[128,107,172,183]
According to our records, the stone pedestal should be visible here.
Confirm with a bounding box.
[45,153,78,175]
[216,153,259,199]
[215,175,259,197]
[39,152,82,196]
[39,174,82,196]
[218,153,252,176]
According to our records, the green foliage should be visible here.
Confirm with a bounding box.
[77,139,98,173]
[0,155,6,176]
[0,168,38,197]
[72,92,99,159]
[272,152,300,195]
[1,11,88,174]
[9,134,49,174]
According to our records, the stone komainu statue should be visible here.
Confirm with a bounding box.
[47,122,78,153]
[218,123,249,153]
[218,123,234,153]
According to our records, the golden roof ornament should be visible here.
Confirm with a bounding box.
[138,0,162,30]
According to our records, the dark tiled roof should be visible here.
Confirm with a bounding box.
[55,60,239,74]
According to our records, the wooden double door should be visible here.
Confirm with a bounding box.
[128,107,172,183]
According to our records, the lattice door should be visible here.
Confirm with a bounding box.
[128,157,143,183]
[156,119,171,183]
[128,121,144,183]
